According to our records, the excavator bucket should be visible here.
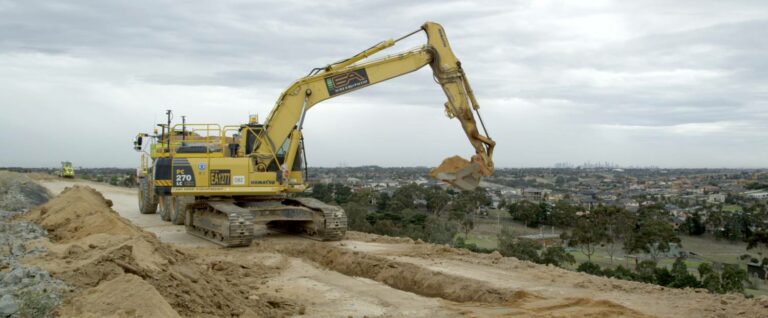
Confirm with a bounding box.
[429,156,482,191]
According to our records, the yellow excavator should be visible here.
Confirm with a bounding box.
[133,22,495,246]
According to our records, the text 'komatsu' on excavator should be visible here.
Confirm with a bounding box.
[132,22,495,247]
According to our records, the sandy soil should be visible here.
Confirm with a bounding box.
[36,178,214,247]
[28,178,768,317]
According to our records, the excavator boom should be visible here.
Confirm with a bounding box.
[258,22,495,190]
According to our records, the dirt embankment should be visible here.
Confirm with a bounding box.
[16,178,768,318]
[22,185,301,317]
[254,239,653,318]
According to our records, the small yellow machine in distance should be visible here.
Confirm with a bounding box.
[60,161,74,178]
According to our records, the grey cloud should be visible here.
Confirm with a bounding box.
[0,0,766,168]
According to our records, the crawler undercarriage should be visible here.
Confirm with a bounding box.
[185,197,347,247]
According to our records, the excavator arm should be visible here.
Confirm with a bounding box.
[255,22,495,190]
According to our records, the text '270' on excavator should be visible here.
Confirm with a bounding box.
[132,22,495,247]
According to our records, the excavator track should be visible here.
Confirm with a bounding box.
[186,201,255,247]
[291,197,347,241]
[186,197,346,247]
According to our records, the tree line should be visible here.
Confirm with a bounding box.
[304,182,491,245]
[302,183,765,295]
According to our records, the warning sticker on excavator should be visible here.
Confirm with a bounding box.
[325,69,369,96]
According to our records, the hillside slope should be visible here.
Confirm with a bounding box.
[17,177,768,317]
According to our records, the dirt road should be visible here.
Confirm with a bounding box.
[32,178,768,317]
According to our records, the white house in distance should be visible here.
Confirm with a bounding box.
[743,190,768,200]
[707,193,726,204]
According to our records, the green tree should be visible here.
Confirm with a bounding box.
[701,273,722,293]
[635,260,658,284]
[459,214,475,238]
[425,186,450,215]
[508,200,542,227]
[388,183,421,212]
[706,208,726,238]
[720,211,746,242]
[423,215,457,244]
[372,219,398,236]
[376,192,391,211]
[609,265,637,280]
[310,183,333,203]
[497,227,541,262]
[747,231,768,250]
[576,262,603,275]
[624,205,680,261]
[624,219,680,261]
[746,203,768,251]
[654,267,674,286]
[698,262,714,279]
[669,257,700,288]
[563,211,608,262]
[449,191,480,239]
[550,200,578,227]
[333,183,352,204]
[554,175,566,187]
[504,239,542,262]
[540,246,575,267]
[720,264,747,293]
[342,202,373,232]
[348,188,375,206]
[682,211,706,236]
[671,257,688,277]
[595,206,634,264]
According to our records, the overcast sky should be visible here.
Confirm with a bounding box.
[1,0,766,168]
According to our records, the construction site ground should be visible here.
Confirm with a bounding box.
[11,176,768,317]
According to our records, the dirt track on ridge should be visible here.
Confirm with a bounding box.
[29,177,768,317]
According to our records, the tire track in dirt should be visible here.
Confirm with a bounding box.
[338,240,768,318]
[258,239,653,318]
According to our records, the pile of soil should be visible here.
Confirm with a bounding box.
[24,186,141,241]
[0,171,51,212]
[56,274,180,318]
[22,186,300,317]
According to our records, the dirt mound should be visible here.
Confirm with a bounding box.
[44,239,299,317]
[23,185,142,241]
[0,171,51,212]
[22,186,301,317]
[57,274,181,318]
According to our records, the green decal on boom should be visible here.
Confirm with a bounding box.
[325,69,370,96]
